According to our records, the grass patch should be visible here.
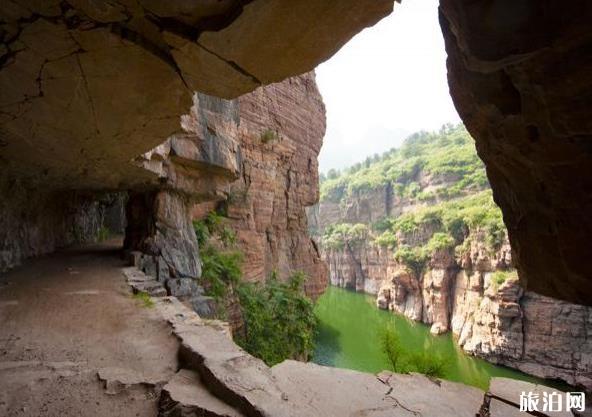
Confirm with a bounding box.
[132,291,154,308]
[489,270,518,292]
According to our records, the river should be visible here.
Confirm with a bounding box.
[313,286,554,391]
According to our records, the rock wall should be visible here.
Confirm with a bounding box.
[0,177,125,272]
[314,189,592,390]
[0,0,392,284]
[439,0,592,305]
[313,172,464,229]
[193,73,328,298]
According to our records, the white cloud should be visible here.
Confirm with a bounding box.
[316,0,460,173]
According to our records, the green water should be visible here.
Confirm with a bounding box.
[313,286,552,391]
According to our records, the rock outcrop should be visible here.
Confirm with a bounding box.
[128,268,576,417]
[439,0,592,305]
[0,0,393,284]
[1,0,591,311]
[193,73,328,298]
[0,0,393,191]
[313,184,592,391]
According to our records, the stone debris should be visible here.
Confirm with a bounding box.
[123,267,167,297]
[159,369,245,417]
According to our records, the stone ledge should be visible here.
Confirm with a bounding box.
[121,266,575,417]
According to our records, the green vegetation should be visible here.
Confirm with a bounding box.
[97,226,111,242]
[394,245,429,276]
[200,245,242,299]
[193,211,317,366]
[381,327,448,378]
[381,190,505,271]
[193,212,242,300]
[321,223,368,250]
[236,272,317,366]
[489,270,518,292]
[317,124,508,274]
[374,230,397,248]
[320,124,488,204]
[132,291,154,308]
[260,129,279,144]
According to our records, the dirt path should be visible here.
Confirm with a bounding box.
[0,240,179,417]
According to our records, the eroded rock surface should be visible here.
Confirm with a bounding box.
[192,73,328,299]
[0,0,393,192]
[0,178,125,273]
[148,284,489,417]
[439,0,592,305]
[312,179,592,391]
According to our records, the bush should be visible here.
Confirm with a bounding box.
[489,270,517,292]
[200,244,243,299]
[381,327,448,379]
[408,351,449,378]
[394,245,428,276]
[381,327,407,373]
[374,230,398,248]
[260,129,279,144]
[322,223,369,250]
[194,210,242,300]
[236,272,317,366]
[425,232,455,253]
[193,220,210,247]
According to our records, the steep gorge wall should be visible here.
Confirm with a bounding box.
[193,73,328,298]
[439,0,592,305]
[312,181,592,391]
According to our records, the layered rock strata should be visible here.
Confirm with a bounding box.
[317,212,592,391]
[192,73,328,298]
[123,92,242,292]
[0,0,392,289]
[0,0,393,191]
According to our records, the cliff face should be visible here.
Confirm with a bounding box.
[324,230,592,391]
[312,148,592,391]
[440,0,592,305]
[192,73,328,298]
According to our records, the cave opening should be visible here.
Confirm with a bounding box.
[0,0,590,414]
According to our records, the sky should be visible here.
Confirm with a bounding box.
[316,0,461,173]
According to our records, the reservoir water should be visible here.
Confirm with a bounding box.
[313,286,553,391]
